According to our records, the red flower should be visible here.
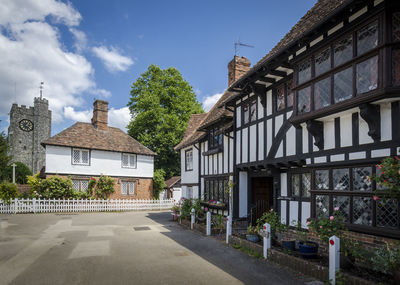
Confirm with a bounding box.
[395,156,399,161]
[373,196,380,201]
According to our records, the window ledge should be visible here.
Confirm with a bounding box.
[202,146,223,156]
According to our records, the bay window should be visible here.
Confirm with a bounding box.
[297,86,311,114]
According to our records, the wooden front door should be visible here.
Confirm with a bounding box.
[252,177,273,220]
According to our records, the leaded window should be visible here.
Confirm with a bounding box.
[334,35,353,67]
[353,197,372,226]
[204,177,228,204]
[291,173,310,198]
[243,104,249,124]
[185,149,193,171]
[315,170,329,190]
[277,85,285,111]
[209,127,222,149]
[314,77,331,109]
[72,149,90,165]
[356,56,378,94]
[298,59,311,84]
[315,48,331,76]
[292,174,300,196]
[393,49,400,86]
[316,195,330,219]
[333,168,350,190]
[377,199,399,229]
[357,21,378,56]
[334,68,353,103]
[121,181,134,195]
[353,167,372,191]
[287,80,294,107]
[122,153,137,168]
[302,173,311,198]
[333,196,350,222]
[393,12,400,42]
[297,86,311,114]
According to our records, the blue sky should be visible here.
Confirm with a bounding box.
[0,0,317,135]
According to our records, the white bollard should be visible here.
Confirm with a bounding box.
[329,235,340,285]
[190,208,195,230]
[263,223,271,259]
[226,215,232,244]
[206,211,211,236]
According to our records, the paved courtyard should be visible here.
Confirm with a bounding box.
[0,211,309,285]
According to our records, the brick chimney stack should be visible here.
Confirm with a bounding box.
[228,56,251,87]
[92,100,108,131]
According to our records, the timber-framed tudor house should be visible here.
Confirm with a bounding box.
[176,0,400,240]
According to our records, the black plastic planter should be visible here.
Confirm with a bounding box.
[298,241,318,258]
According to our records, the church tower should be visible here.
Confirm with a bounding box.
[7,94,51,174]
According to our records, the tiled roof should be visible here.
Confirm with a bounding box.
[230,0,348,89]
[198,91,235,130]
[165,176,181,188]
[174,113,207,150]
[42,122,155,156]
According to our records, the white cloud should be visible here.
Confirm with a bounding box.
[63,106,132,131]
[0,0,111,125]
[69,28,87,52]
[202,92,223,112]
[92,46,134,73]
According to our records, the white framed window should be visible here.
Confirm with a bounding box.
[122,153,137,168]
[121,181,135,195]
[72,148,90,165]
[72,180,89,192]
[185,149,193,171]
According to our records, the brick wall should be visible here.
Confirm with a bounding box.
[46,174,153,200]
[16,184,31,195]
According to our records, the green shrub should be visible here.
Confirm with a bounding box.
[179,198,193,219]
[0,182,18,203]
[256,209,287,234]
[27,174,77,199]
[5,162,32,184]
[94,176,115,199]
[153,169,166,199]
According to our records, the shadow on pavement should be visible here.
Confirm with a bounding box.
[146,211,304,285]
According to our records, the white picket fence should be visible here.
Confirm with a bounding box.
[0,198,176,214]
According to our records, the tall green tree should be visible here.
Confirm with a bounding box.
[127,65,203,179]
[0,131,11,181]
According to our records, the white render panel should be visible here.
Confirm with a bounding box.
[180,145,199,184]
[266,90,272,116]
[236,106,241,128]
[275,115,283,136]
[192,186,199,199]
[302,124,309,154]
[218,152,223,174]
[280,173,287,196]
[249,124,257,162]
[267,119,272,156]
[340,114,352,147]
[359,116,374,145]
[258,122,264,161]
[223,135,229,173]
[286,126,296,156]
[349,151,366,160]
[281,201,287,224]
[314,156,327,164]
[236,131,241,165]
[257,96,264,119]
[381,103,392,141]
[213,154,218,175]
[331,154,345,162]
[46,145,154,178]
[371,148,391,158]
[201,142,204,175]
[242,128,248,163]
[289,201,298,226]
[301,202,311,229]
[324,119,335,150]
[239,171,248,218]
[204,142,209,175]
[313,137,318,152]
[229,135,234,173]
[200,178,204,199]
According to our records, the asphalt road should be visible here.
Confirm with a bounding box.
[0,211,310,285]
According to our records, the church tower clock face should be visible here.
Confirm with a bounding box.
[19,119,33,132]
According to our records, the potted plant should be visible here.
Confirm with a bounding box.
[246,225,260,243]
[371,242,400,283]
[296,221,318,258]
